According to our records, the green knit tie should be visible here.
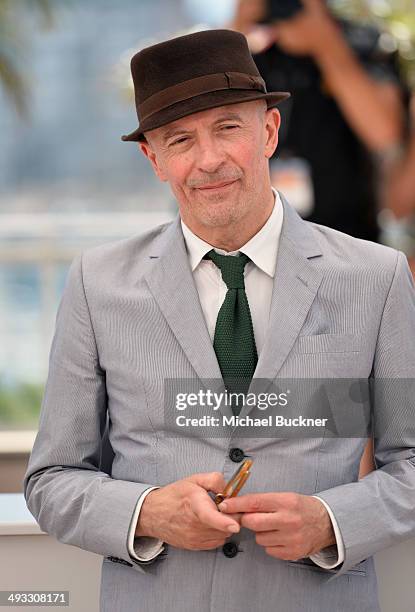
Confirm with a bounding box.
[203,249,258,415]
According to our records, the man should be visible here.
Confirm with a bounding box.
[24,30,415,612]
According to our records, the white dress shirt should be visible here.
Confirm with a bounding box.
[127,188,344,569]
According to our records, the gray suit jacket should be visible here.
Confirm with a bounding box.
[24,193,415,612]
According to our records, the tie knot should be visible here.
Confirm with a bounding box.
[204,249,250,289]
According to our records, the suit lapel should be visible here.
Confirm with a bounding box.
[240,192,324,417]
[143,215,229,408]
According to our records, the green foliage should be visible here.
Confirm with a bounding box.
[0,378,44,430]
[331,0,415,86]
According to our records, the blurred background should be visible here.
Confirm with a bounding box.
[1,0,415,463]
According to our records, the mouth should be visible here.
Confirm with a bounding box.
[195,179,238,192]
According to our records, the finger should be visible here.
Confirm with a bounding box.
[243,509,302,532]
[192,491,240,534]
[230,512,243,523]
[186,471,226,493]
[218,492,285,514]
[240,511,280,532]
[255,530,285,547]
[222,512,243,525]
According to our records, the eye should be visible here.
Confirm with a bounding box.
[170,137,189,146]
[221,124,239,130]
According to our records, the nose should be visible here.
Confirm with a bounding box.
[195,133,227,174]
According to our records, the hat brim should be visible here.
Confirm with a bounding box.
[121,89,290,142]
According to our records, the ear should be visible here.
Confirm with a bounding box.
[138,139,168,182]
[264,108,280,159]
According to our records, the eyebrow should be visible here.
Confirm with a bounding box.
[161,112,245,143]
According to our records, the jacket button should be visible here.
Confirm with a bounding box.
[222,541,238,558]
[229,448,245,463]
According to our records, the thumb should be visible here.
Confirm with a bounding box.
[192,488,240,534]
[185,471,226,494]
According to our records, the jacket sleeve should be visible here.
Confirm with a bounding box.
[23,253,163,573]
[315,250,415,581]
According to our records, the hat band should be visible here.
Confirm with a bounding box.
[139,71,267,121]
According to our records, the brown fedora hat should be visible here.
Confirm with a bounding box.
[121,29,290,142]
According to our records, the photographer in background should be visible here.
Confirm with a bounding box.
[229,0,406,242]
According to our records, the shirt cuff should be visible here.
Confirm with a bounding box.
[127,486,165,562]
[308,495,345,569]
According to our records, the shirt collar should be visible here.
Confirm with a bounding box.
[180,187,283,278]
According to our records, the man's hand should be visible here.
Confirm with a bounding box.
[271,0,338,57]
[135,472,241,551]
[218,492,336,561]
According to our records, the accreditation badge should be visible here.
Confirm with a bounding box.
[270,156,315,217]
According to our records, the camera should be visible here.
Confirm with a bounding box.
[264,0,304,21]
